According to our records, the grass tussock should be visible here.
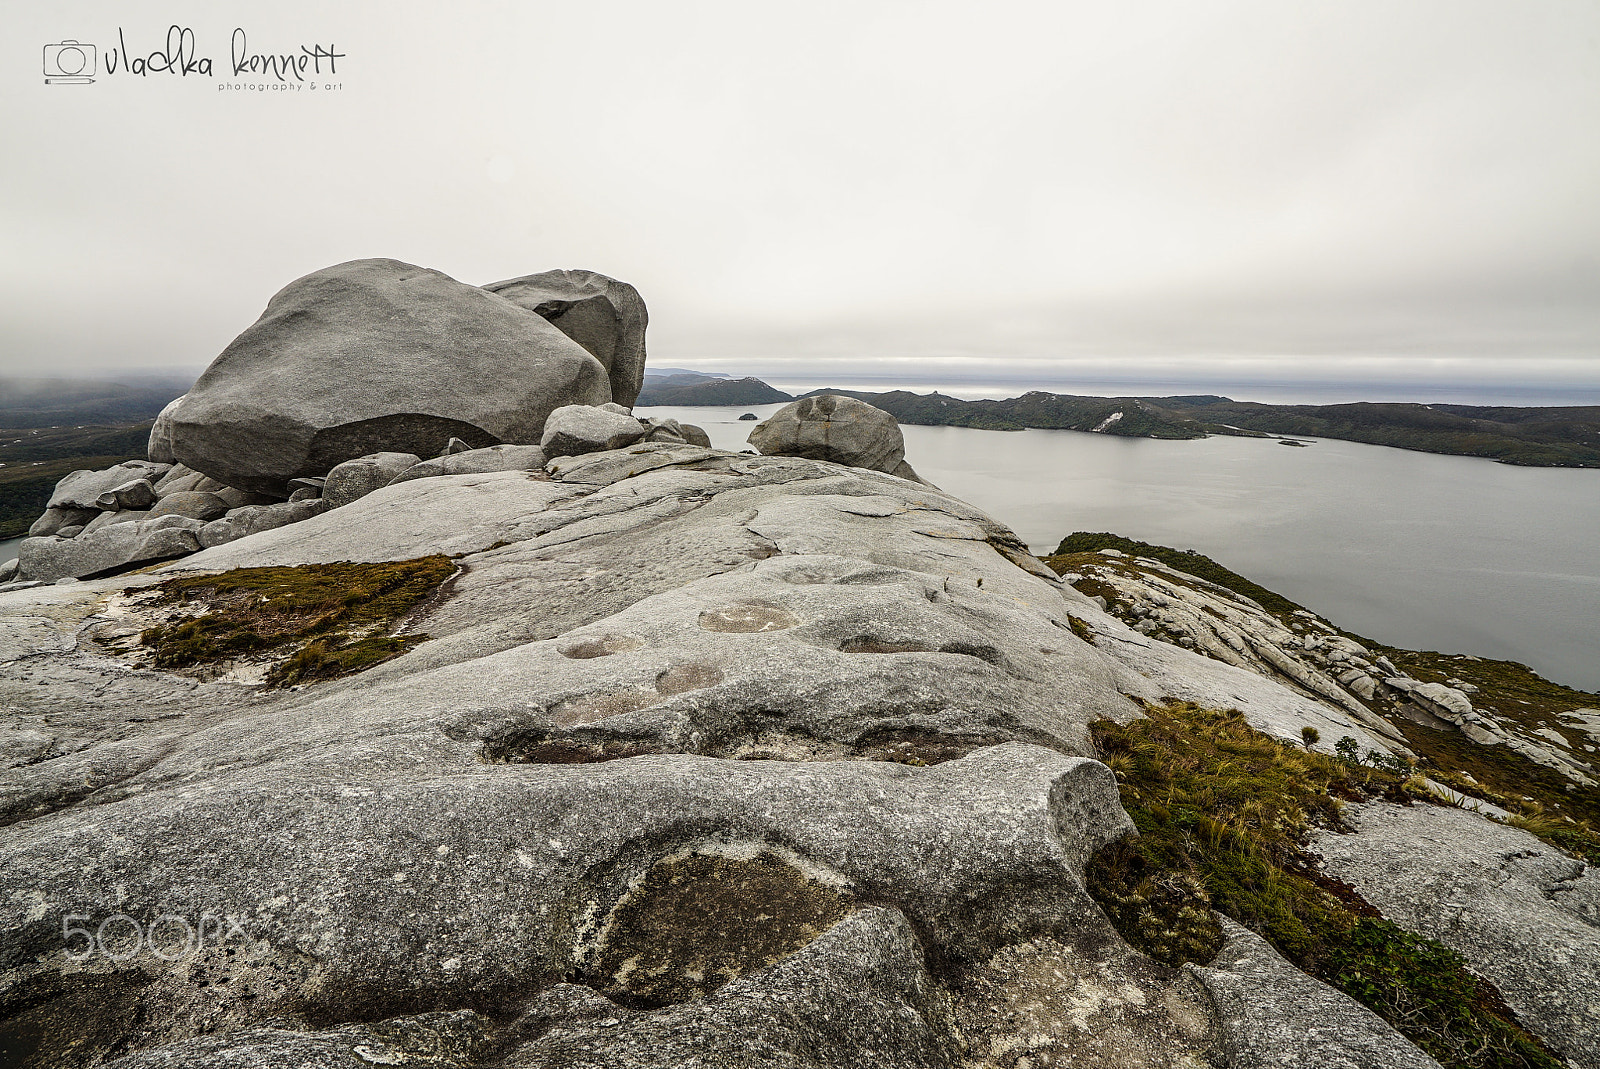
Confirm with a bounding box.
[1089,700,1562,1069]
[137,556,455,686]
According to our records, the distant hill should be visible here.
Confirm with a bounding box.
[802,389,1213,439]
[636,376,794,406]
[1157,398,1600,467]
[642,368,730,383]
[799,388,1600,467]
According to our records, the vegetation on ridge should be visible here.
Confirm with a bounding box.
[1048,532,1600,857]
[1088,700,1563,1069]
[0,423,155,539]
[136,556,456,686]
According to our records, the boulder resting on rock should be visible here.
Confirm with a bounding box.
[484,268,649,409]
[168,258,614,495]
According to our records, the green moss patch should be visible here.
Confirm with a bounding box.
[1089,701,1561,1069]
[136,556,456,687]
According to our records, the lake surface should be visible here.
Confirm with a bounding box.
[644,403,1600,694]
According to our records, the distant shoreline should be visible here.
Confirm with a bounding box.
[638,376,1600,469]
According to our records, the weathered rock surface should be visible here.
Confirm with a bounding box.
[484,269,649,409]
[27,507,96,538]
[47,464,167,510]
[15,519,202,582]
[1312,803,1600,1067]
[1,437,1582,1068]
[196,500,327,549]
[94,480,158,512]
[540,404,648,459]
[169,259,613,494]
[145,395,185,464]
[388,444,547,484]
[322,451,424,509]
[503,908,959,1068]
[146,491,230,522]
[1188,919,1442,1069]
[748,394,907,475]
[100,1010,494,1069]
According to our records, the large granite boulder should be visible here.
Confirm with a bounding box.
[27,507,96,538]
[196,499,327,549]
[168,259,613,495]
[484,269,648,408]
[748,394,916,479]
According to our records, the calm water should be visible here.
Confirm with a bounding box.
[644,404,1600,694]
[0,537,19,567]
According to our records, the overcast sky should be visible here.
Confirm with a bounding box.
[4,1,1598,399]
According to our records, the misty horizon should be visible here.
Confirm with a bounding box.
[5,1,1597,401]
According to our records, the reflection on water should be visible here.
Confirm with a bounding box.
[642,404,1600,693]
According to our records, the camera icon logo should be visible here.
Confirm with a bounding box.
[44,40,97,84]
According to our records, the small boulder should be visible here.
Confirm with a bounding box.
[747,394,906,475]
[323,452,423,509]
[1411,682,1474,718]
[639,417,713,449]
[388,445,547,484]
[441,437,472,456]
[28,507,97,538]
[740,412,758,420]
[148,491,231,522]
[0,559,18,584]
[54,525,85,539]
[540,405,647,459]
[48,464,162,510]
[287,477,325,497]
[94,479,158,512]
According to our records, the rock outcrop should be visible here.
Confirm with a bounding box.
[1313,803,1600,1069]
[169,259,615,494]
[1052,548,1596,783]
[748,394,923,482]
[484,269,649,409]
